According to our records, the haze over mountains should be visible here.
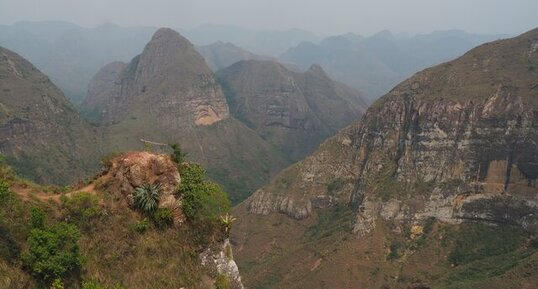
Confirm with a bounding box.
[0,21,508,104]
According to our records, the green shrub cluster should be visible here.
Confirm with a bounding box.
[22,221,82,283]
[448,223,525,265]
[82,280,124,289]
[61,193,100,220]
[179,163,231,221]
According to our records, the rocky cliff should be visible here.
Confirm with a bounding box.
[233,28,538,289]
[0,46,100,184]
[217,60,369,161]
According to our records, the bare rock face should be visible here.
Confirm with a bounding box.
[96,151,182,217]
[200,239,245,289]
[244,28,538,232]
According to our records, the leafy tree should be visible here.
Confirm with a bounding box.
[134,184,162,214]
[22,222,82,283]
[179,163,231,221]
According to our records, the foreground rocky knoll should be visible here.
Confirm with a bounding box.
[0,151,244,288]
[232,28,538,289]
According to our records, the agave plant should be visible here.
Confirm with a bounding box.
[134,183,162,214]
[220,213,236,234]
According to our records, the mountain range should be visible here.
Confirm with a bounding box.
[232,27,538,289]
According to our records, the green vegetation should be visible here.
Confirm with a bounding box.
[82,280,124,289]
[50,279,64,289]
[304,204,354,240]
[179,163,231,221]
[387,241,401,260]
[326,177,345,193]
[170,143,187,164]
[134,184,162,214]
[132,219,149,233]
[153,208,174,229]
[22,222,82,283]
[215,274,230,289]
[60,192,101,230]
[447,223,525,266]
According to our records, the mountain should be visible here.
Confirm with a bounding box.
[281,30,509,99]
[82,28,288,203]
[232,28,538,289]
[0,151,244,288]
[184,24,320,57]
[217,60,369,161]
[0,46,100,184]
[196,41,275,71]
[0,21,157,104]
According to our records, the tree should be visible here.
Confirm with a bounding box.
[169,143,187,165]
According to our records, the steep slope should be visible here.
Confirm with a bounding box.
[281,30,507,98]
[196,41,275,71]
[82,28,287,203]
[0,46,100,184]
[233,28,538,289]
[217,60,369,161]
[0,21,156,103]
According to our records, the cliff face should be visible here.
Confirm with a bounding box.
[0,46,100,184]
[244,28,538,230]
[218,60,369,161]
[233,28,538,289]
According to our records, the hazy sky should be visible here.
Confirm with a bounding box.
[1,0,537,36]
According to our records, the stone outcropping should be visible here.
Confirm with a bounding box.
[96,152,180,206]
[200,239,245,289]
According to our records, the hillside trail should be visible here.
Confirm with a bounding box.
[10,182,98,204]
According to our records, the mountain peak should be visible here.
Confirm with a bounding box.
[306,64,327,77]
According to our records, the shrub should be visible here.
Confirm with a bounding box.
[179,164,231,221]
[133,219,149,234]
[22,222,82,282]
[448,223,524,266]
[30,207,46,229]
[61,193,100,230]
[387,241,401,261]
[134,184,162,214]
[0,179,11,203]
[170,143,187,165]
[215,274,230,289]
[50,279,64,289]
[153,208,174,228]
[82,280,124,289]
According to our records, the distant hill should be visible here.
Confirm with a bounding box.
[196,41,275,71]
[0,21,157,104]
[217,60,369,161]
[184,24,320,57]
[281,30,509,99]
[0,45,100,184]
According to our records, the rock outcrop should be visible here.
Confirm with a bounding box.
[96,151,182,219]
